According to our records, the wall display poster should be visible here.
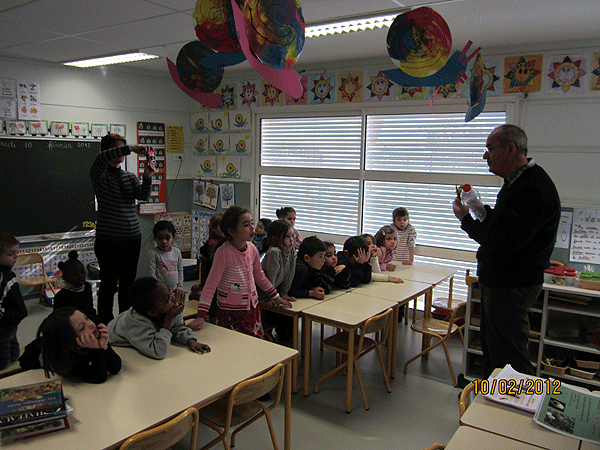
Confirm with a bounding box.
[154,212,191,254]
[0,78,16,97]
[556,211,572,250]
[203,182,219,210]
[191,210,213,258]
[91,124,108,138]
[137,121,167,215]
[16,79,40,120]
[220,183,235,208]
[570,209,600,264]
[196,157,216,178]
[167,125,184,153]
[193,179,205,205]
[28,120,48,136]
[1,99,17,119]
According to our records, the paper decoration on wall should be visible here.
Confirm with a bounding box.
[220,183,235,208]
[197,156,216,177]
[239,80,259,108]
[210,134,230,154]
[209,111,229,132]
[337,72,363,103]
[71,122,89,137]
[218,155,241,178]
[110,124,126,136]
[191,112,210,132]
[231,134,251,155]
[0,78,16,97]
[285,75,308,105]
[591,52,600,92]
[28,120,48,136]
[309,74,335,104]
[193,179,205,205]
[91,124,108,138]
[219,83,237,109]
[192,210,213,257]
[7,120,26,135]
[0,119,4,134]
[1,99,17,119]
[229,110,250,132]
[50,121,69,136]
[16,80,40,120]
[397,86,425,100]
[465,54,486,122]
[203,182,219,209]
[546,54,587,94]
[365,71,395,102]
[383,7,479,88]
[503,55,543,93]
[193,134,209,154]
[137,122,167,215]
[463,59,501,98]
[261,81,283,106]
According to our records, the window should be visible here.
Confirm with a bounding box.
[256,102,513,300]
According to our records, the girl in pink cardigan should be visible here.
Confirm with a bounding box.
[186,207,291,338]
[375,225,398,271]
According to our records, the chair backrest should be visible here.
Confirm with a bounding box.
[15,252,45,269]
[459,381,476,417]
[445,302,467,334]
[358,308,393,350]
[231,363,284,407]
[119,407,199,450]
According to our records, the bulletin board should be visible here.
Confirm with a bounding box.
[570,208,600,264]
[137,121,167,215]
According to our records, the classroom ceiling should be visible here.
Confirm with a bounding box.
[1,0,599,77]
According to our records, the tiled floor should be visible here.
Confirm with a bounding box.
[17,281,465,450]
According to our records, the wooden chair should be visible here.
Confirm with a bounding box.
[314,309,393,411]
[119,406,199,450]
[197,363,285,450]
[15,252,56,301]
[459,381,476,417]
[403,302,467,386]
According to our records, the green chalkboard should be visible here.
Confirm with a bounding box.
[0,137,100,237]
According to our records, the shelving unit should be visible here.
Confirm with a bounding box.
[462,280,600,388]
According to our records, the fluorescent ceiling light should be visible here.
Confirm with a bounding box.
[63,52,159,68]
[305,13,398,38]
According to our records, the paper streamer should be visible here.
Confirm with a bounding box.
[231,0,303,99]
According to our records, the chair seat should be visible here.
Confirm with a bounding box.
[322,331,375,354]
[17,276,54,286]
[412,318,459,336]
[198,397,262,427]
[182,300,199,320]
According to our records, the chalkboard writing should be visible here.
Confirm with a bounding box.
[0,137,100,237]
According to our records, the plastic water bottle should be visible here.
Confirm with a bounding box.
[460,184,487,221]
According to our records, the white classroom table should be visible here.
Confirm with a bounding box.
[0,323,297,450]
[302,291,397,412]
[260,289,349,393]
[350,279,432,377]
[445,426,543,450]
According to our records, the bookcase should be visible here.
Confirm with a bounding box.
[462,279,600,387]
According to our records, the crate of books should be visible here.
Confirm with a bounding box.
[0,380,69,442]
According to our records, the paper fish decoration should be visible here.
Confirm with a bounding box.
[465,53,486,122]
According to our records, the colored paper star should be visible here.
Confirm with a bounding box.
[505,56,541,91]
[311,75,334,103]
[367,72,393,100]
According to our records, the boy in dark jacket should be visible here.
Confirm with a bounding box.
[290,236,328,300]
[336,236,372,287]
[0,231,28,370]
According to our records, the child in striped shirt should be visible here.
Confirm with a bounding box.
[391,207,417,265]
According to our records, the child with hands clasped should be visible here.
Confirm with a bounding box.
[290,236,329,300]
[186,207,291,338]
[336,236,372,287]
[322,242,351,291]
[361,234,403,284]
[391,207,417,265]
[108,277,210,359]
[37,307,121,383]
[148,221,185,301]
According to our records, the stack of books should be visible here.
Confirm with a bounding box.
[0,380,69,442]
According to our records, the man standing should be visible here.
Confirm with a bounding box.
[453,124,560,378]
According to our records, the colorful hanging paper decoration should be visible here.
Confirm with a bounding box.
[465,53,486,122]
[546,55,587,94]
[383,7,480,88]
[366,71,394,102]
[503,55,543,93]
[169,0,305,106]
[591,52,600,92]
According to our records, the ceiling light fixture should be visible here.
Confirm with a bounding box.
[63,52,159,68]
[305,13,399,38]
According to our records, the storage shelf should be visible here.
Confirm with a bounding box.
[544,339,600,354]
[540,370,600,388]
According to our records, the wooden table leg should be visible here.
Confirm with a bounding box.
[292,315,299,394]
[346,328,355,413]
[303,317,312,397]
[284,360,292,450]
[390,305,398,379]
[422,288,433,351]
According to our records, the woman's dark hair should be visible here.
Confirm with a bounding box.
[275,206,295,219]
[38,307,79,378]
[129,277,159,316]
[153,220,177,238]
[100,133,126,151]
[262,220,292,252]
[220,206,250,239]
[57,250,84,276]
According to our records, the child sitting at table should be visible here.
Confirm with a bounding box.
[360,234,403,284]
[108,277,210,359]
[186,206,291,337]
[148,220,185,300]
[336,236,372,287]
[322,241,351,291]
[260,220,297,342]
[53,250,99,323]
[374,225,398,271]
[252,218,272,254]
[290,236,328,300]
[391,207,417,265]
[37,307,121,383]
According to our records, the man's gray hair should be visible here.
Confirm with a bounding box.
[494,124,528,156]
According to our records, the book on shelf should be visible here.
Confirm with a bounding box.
[0,380,66,430]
